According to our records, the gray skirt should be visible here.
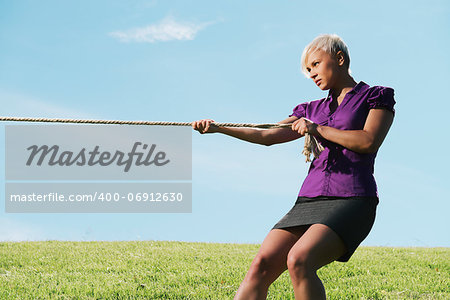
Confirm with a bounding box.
[272,196,379,262]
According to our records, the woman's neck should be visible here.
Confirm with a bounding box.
[330,75,357,103]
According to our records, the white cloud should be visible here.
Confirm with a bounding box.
[109,17,213,43]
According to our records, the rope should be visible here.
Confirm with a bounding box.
[301,118,325,162]
[302,132,325,162]
[0,116,324,162]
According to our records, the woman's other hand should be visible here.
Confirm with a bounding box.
[291,118,318,136]
[192,119,219,134]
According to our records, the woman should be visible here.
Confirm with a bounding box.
[192,34,395,300]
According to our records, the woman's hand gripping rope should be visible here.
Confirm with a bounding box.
[290,117,324,162]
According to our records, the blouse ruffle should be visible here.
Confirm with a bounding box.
[367,86,396,116]
[289,102,307,118]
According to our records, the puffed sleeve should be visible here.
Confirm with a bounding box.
[367,86,396,116]
[289,102,308,118]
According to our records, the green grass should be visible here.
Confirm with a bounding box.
[0,241,448,299]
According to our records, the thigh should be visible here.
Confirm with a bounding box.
[255,226,309,267]
[288,224,347,269]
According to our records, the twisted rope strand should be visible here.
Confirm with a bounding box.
[0,116,323,162]
[302,133,325,162]
[301,117,325,162]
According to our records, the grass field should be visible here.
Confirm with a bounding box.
[0,241,448,299]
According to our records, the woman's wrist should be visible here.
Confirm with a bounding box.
[309,123,321,137]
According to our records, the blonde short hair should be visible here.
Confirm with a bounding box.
[301,34,351,77]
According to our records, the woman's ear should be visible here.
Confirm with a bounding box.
[336,51,345,66]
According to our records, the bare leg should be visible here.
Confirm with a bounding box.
[234,226,308,300]
[286,224,347,300]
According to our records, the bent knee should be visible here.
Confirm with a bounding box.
[248,253,283,278]
[286,248,315,274]
[250,254,272,273]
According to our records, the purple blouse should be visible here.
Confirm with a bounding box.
[290,81,396,198]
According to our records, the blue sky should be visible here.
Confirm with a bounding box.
[1,0,449,247]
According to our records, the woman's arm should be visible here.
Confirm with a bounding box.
[192,116,302,146]
[292,108,394,154]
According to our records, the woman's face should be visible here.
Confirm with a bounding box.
[305,48,341,90]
